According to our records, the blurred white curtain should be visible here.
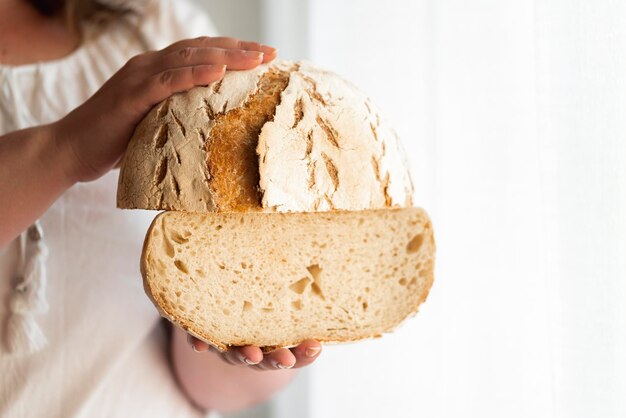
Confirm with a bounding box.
[297,1,626,417]
[200,0,626,416]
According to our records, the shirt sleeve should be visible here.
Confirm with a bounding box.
[136,0,219,50]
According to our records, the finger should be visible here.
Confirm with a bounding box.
[262,48,278,63]
[218,350,241,366]
[237,346,263,366]
[113,155,123,169]
[222,346,263,366]
[163,36,275,56]
[256,347,296,370]
[289,339,322,369]
[153,47,263,74]
[139,64,226,109]
[187,334,210,353]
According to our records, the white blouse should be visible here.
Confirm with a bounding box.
[0,1,217,417]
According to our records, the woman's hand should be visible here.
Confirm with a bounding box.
[53,37,277,183]
[171,327,317,411]
[187,335,322,371]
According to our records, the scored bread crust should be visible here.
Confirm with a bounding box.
[117,60,414,213]
[141,208,435,352]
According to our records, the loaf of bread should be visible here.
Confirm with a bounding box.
[117,60,435,351]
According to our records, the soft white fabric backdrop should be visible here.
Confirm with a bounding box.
[305,1,626,417]
[198,1,626,417]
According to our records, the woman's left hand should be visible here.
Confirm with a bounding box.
[187,335,322,371]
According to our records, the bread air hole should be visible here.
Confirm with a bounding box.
[292,300,303,310]
[362,302,368,311]
[243,301,253,312]
[170,231,190,244]
[399,278,407,286]
[174,260,189,274]
[289,277,311,294]
[307,264,322,281]
[407,234,424,254]
[163,236,175,258]
[311,283,325,300]
[307,264,325,300]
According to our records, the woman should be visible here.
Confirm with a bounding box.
[0,0,322,416]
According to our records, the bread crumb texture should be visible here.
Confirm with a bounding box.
[117,60,414,212]
[142,207,435,351]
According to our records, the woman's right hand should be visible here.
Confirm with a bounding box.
[53,37,277,184]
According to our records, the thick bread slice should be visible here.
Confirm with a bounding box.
[141,208,435,352]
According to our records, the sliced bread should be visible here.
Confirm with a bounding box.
[141,207,435,352]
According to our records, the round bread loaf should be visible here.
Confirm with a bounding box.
[117,60,434,351]
[117,60,415,212]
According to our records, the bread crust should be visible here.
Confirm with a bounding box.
[117,60,414,213]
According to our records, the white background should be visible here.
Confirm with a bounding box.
[197,1,626,417]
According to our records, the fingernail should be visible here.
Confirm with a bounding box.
[244,357,259,365]
[261,44,277,54]
[192,345,200,353]
[276,362,293,369]
[305,347,321,358]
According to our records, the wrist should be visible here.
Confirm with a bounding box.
[48,118,84,185]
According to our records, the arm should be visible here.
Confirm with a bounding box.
[171,327,321,413]
[0,36,275,246]
[0,124,74,246]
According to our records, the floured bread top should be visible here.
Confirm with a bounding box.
[117,60,414,212]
